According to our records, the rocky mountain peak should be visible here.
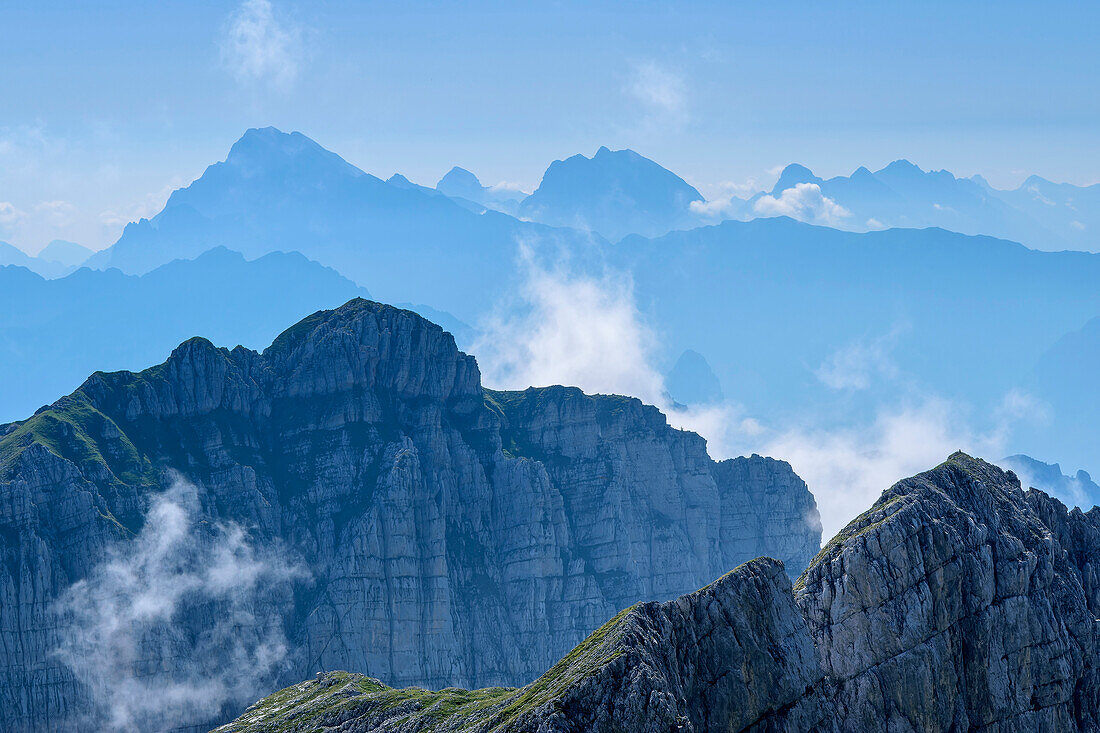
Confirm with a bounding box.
[0,298,820,731]
[222,450,1100,732]
[771,162,822,193]
[437,166,482,191]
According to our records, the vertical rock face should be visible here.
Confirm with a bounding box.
[222,453,1100,733]
[796,453,1100,732]
[0,298,821,731]
[216,558,833,733]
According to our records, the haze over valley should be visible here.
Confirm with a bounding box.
[3,2,1098,731]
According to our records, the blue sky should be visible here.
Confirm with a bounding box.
[2,0,1097,252]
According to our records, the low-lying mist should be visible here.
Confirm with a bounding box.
[473,241,1039,540]
[51,475,308,732]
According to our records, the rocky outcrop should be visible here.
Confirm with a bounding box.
[0,299,820,731]
[797,453,1100,732]
[216,558,832,733]
[223,453,1100,733]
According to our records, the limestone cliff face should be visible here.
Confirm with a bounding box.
[796,453,1100,732]
[224,453,1100,733]
[216,558,832,733]
[0,299,820,731]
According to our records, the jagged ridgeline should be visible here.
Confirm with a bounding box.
[0,298,821,731]
[220,454,1100,733]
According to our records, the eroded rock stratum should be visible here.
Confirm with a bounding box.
[0,299,820,731]
[221,453,1100,733]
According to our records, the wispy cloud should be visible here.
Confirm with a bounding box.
[473,240,741,456]
[689,179,761,221]
[757,397,1010,539]
[52,474,308,731]
[815,329,903,391]
[221,0,304,91]
[753,182,850,226]
[475,242,665,402]
[0,201,25,227]
[98,177,184,228]
[474,240,1037,541]
[625,61,688,131]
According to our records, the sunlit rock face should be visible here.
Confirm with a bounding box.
[221,453,1100,733]
[796,453,1100,732]
[0,298,820,731]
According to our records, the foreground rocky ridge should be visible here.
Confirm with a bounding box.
[217,558,829,733]
[798,453,1100,731]
[0,298,820,731]
[223,453,1100,732]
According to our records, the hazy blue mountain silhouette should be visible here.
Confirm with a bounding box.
[1013,315,1100,474]
[68,130,1100,475]
[37,239,93,267]
[84,127,598,320]
[702,161,1098,251]
[1000,454,1100,509]
[981,175,1100,251]
[613,218,1100,451]
[518,147,704,241]
[435,166,524,215]
[665,349,724,405]
[0,240,75,278]
[0,247,371,423]
[754,161,1060,247]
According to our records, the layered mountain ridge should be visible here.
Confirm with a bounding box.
[221,453,1100,733]
[0,298,820,731]
[712,159,1099,251]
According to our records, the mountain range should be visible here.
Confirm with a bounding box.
[0,239,92,278]
[517,146,704,241]
[221,453,1100,733]
[0,300,820,731]
[1001,453,1100,508]
[614,218,1100,472]
[7,127,1099,480]
[0,247,370,423]
[82,127,597,317]
[711,160,1099,251]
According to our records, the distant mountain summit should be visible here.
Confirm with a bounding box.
[36,239,92,267]
[0,247,372,423]
[1000,454,1100,509]
[0,298,820,730]
[0,240,79,278]
[665,349,723,405]
[519,146,704,241]
[435,166,524,214]
[715,159,1094,250]
[82,127,593,318]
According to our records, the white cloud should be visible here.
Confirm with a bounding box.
[52,475,307,731]
[34,199,75,226]
[753,183,850,226]
[625,61,688,130]
[221,0,303,91]
[815,331,902,391]
[866,217,885,229]
[489,181,530,195]
[690,197,740,220]
[473,241,745,457]
[475,244,665,402]
[0,201,25,226]
[1071,220,1086,231]
[473,239,1038,542]
[757,397,1010,540]
[688,180,759,221]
